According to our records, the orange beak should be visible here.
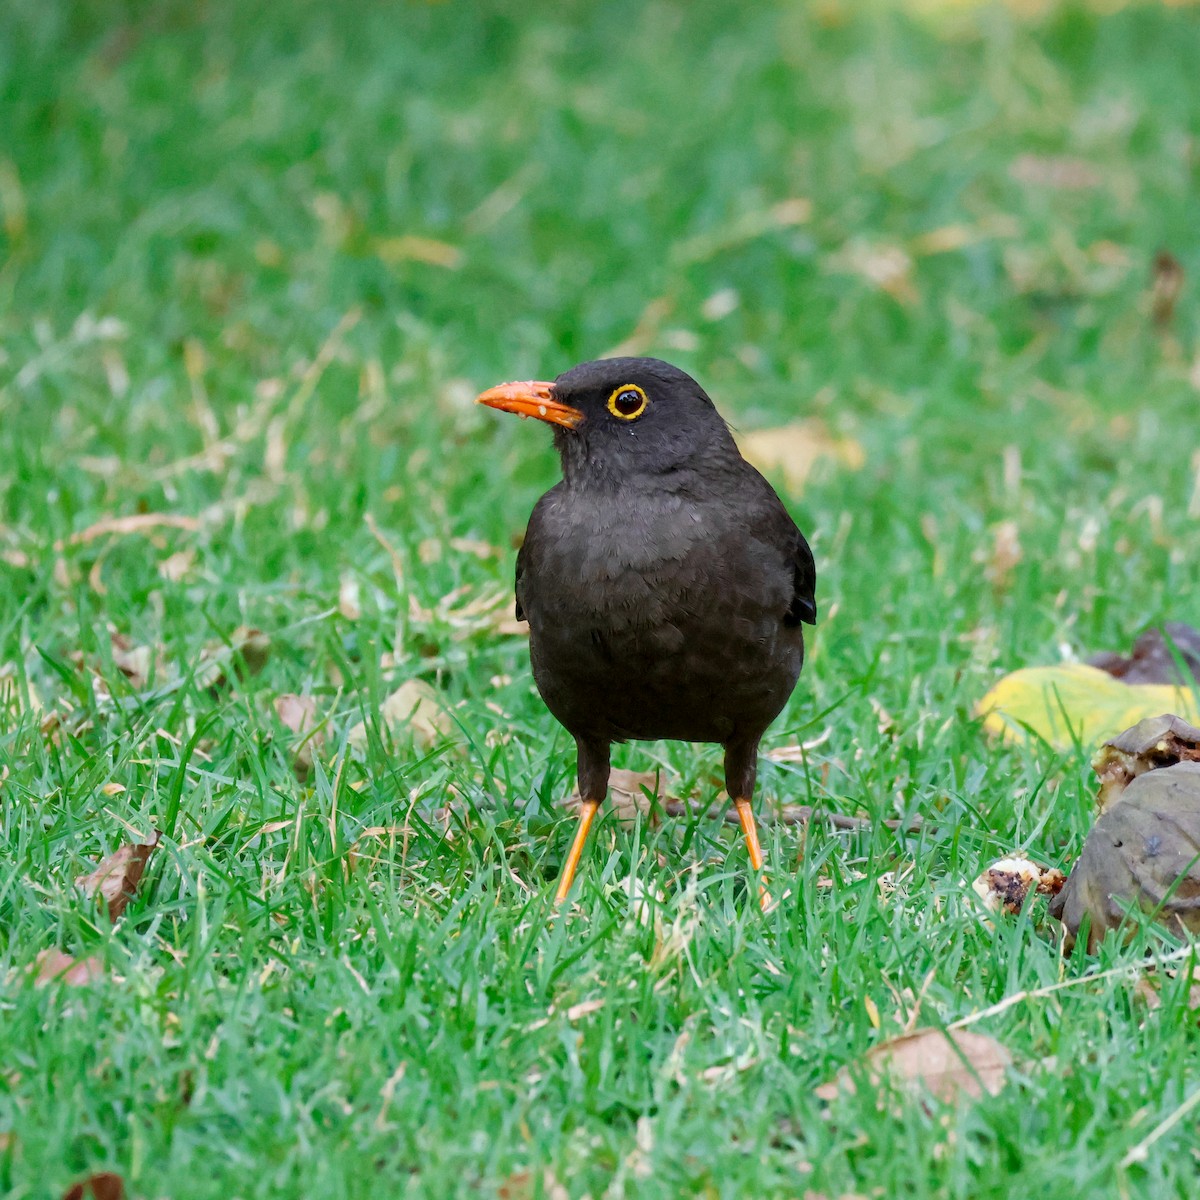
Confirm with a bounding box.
[475,381,584,430]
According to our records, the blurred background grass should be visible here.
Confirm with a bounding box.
[2,1,1199,1196]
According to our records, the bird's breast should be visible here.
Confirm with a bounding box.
[521,490,801,743]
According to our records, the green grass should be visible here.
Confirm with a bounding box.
[2,0,1200,1195]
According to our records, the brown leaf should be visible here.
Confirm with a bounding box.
[76,832,160,921]
[1009,154,1102,190]
[826,239,918,305]
[979,520,1022,589]
[1150,250,1185,328]
[738,421,865,494]
[62,1173,125,1200]
[338,572,362,620]
[1089,623,1200,688]
[816,1028,1011,1104]
[196,626,271,692]
[35,949,105,987]
[273,694,324,780]
[348,680,453,753]
[1134,965,1200,1013]
[109,631,156,689]
[566,767,678,828]
[157,548,196,582]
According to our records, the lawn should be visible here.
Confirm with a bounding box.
[2,0,1200,1196]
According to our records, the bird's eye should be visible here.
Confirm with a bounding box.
[606,384,648,421]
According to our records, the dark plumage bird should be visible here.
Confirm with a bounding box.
[477,357,817,903]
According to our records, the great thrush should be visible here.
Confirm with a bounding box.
[477,357,817,903]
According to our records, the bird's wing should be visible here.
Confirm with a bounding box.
[514,537,528,622]
[787,530,817,626]
[514,487,559,622]
[740,465,817,627]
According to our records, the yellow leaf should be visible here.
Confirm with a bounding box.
[977,663,1200,750]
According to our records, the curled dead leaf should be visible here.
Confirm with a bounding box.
[738,421,865,494]
[273,693,324,780]
[1089,623,1200,687]
[816,1027,1011,1105]
[75,831,160,921]
[35,949,105,987]
[62,1174,124,1200]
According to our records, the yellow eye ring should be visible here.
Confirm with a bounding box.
[606,384,648,421]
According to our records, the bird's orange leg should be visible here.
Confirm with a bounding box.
[554,799,600,904]
[734,797,770,909]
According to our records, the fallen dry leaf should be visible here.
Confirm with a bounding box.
[1149,250,1184,328]
[980,519,1022,589]
[62,1173,124,1200]
[738,421,865,494]
[273,693,325,780]
[1089,623,1200,687]
[977,663,1200,750]
[1134,964,1200,1013]
[196,626,271,692]
[108,631,156,689]
[565,767,678,827]
[826,239,918,305]
[35,949,105,987]
[157,548,196,582]
[76,832,160,921]
[338,572,362,620]
[816,1028,1011,1105]
[347,680,453,753]
[1009,154,1102,190]
[971,856,1065,916]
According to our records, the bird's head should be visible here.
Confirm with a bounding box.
[476,357,741,487]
